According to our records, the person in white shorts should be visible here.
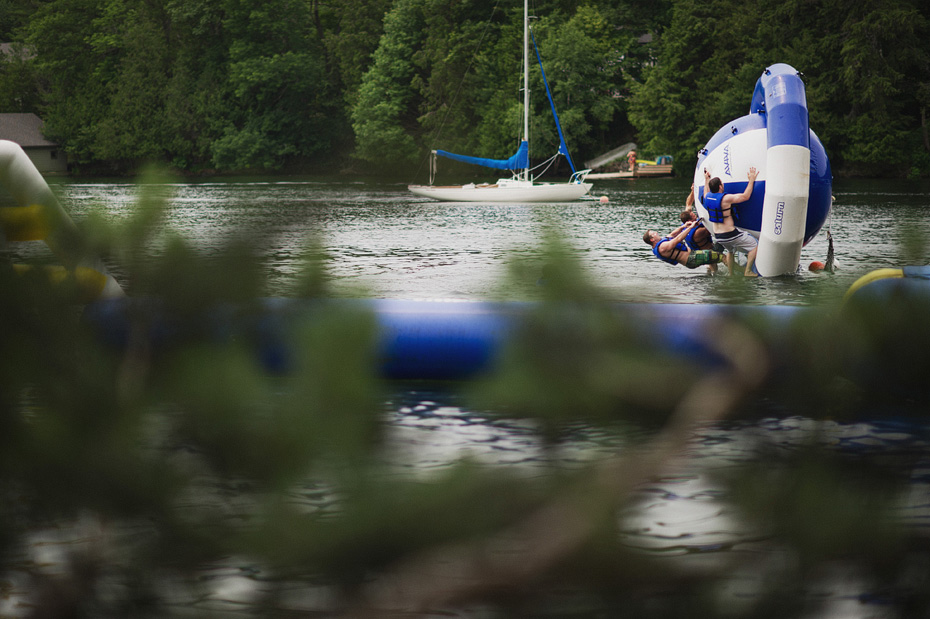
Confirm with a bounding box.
[702,167,759,277]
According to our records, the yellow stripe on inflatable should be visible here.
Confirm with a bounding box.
[0,204,50,241]
[11,264,109,303]
[843,268,904,302]
[0,140,123,300]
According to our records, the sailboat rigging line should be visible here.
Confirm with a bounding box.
[529,27,577,175]
[530,154,559,179]
[411,0,506,183]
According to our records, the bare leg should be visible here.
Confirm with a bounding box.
[744,247,758,277]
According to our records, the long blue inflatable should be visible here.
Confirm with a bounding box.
[82,297,804,381]
[80,264,930,396]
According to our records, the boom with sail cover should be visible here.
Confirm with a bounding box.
[434,141,529,171]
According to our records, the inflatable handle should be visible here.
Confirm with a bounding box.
[843,268,905,302]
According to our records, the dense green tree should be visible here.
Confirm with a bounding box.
[0,42,40,112]
[532,5,623,162]
[15,0,355,172]
[322,0,393,108]
[0,0,37,39]
[212,0,335,170]
[411,0,509,161]
[89,0,173,163]
[160,0,239,171]
[24,0,109,164]
[350,0,426,169]
[832,0,930,175]
[627,0,930,176]
[0,0,925,175]
[627,0,761,171]
[356,0,660,177]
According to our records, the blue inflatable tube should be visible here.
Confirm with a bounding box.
[369,299,520,380]
[81,269,930,396]
[751,64,809,149]
[82,298,806,381]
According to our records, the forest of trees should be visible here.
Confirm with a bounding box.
[0,0,928,177]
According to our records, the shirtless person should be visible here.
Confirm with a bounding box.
[643,219,724,270]
[703,167,759,276]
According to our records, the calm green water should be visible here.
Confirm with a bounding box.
[47,176,930,305]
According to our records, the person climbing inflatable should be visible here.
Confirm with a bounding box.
[691,63,833,277]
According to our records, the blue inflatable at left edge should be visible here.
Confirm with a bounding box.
[693,63,833,277]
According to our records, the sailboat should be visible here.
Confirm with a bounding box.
[408,0,592,203]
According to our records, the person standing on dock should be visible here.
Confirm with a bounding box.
[703,167,759,277]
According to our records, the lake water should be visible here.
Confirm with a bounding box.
[46,176,930,305]
[5,176,930,616]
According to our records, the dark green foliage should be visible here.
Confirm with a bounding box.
[628,0,930,176]
[1,0,926,175]
[350,0,426,168]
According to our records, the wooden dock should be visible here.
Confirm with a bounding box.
[586,164,673,179]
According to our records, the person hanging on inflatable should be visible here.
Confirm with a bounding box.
[643,219,725,270]
[703,167,759,277]
[672,184,723,273]
[683,185,720,247]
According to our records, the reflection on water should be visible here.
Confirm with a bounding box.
[2,389,928,616]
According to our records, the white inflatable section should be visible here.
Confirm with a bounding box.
[692,129,766,224]
[0,139,123,298]
[755,144,810,277]
[0,140,66,228]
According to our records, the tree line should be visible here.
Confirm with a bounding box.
[0,0,927,177]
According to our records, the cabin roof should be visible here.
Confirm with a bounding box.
[0,113,57,148]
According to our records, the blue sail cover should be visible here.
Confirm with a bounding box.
[435,140,529,170]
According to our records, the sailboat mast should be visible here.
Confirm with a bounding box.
[522,0,529,182]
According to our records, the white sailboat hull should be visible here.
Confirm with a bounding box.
[408,179,592,203]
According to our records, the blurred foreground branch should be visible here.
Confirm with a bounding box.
[349,319,770,615]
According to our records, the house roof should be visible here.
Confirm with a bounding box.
[0,113,57,148]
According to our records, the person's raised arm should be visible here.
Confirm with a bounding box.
[669,219,697,245]
[656,220,696,256]
[729,167,758,204]
[685,184,695,211]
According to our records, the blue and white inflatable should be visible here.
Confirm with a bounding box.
[693,63,833,276]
